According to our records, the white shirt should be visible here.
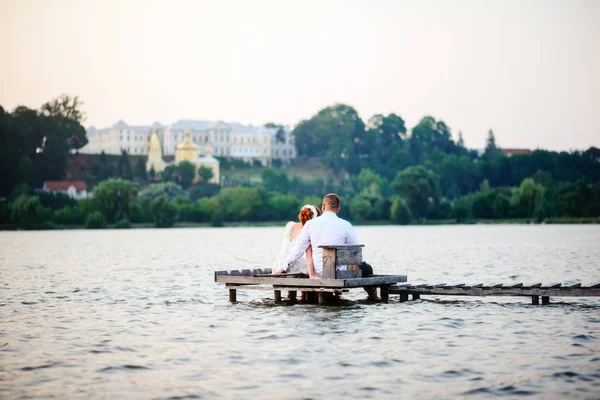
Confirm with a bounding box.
[283,211,360,277]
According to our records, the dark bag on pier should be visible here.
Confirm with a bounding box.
[360,262,374,277]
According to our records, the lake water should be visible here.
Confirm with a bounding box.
[1,225,599,399]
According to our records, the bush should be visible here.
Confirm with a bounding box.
[211,208,225,227]
[152,197,178,228]
[36,221,56,230]
[139,182,187,202]
[350,197,371,223]
[390,198,411,225]
[38,191,77,211]
[177,203,203,223]
[54,206,84,225]
[452,196,472,223]
[85,211,107,229]
[189,184,221,201]
[11,195,43,230]
[114,218,132,229]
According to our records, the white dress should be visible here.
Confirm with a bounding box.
[273,221,307,274]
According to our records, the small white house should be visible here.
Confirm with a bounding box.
[43,181,88,200]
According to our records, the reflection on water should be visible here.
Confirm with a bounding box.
[1,225,599,398]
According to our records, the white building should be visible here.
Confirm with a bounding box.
[81,120,161,156]
[81,119,296,166]
[43,181,88,200]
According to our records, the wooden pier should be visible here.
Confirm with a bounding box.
[214,245,407,304]
[215,244,599,305]
[389,282,600,305]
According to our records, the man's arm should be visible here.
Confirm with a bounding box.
[275,222,312,274]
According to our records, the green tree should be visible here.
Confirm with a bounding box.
[198,165,214,184]
[391,166,440,222]
[135,158,147,181]
[484,129,499,159]
[189,183,220,200]
[163,165,179,183]
[390,198,411,224]
[452,196,472,223]
[92,178,139,222]
[11,195,43,229]
[355,168,386,197]
[117,150,133,180]
[178,161,196,189]
[152,197,178,228]
[85,210,107,229]
[291,104,366,175]
[139,182,186,202]
[350,196,372,223]
[267,193,299,220]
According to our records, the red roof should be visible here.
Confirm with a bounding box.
[500,148,532,155]
[44,181,87,191]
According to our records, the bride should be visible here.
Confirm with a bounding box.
[273,204,322,278]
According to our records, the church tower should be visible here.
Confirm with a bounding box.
[146,129,166,173]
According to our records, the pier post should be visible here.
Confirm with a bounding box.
[317,292,325,305]
[380,286,389,303]
[228,289,237,303]
[412,294,421,300]
[288,291,297,301]
[274,290,282,303]
[541,296,550,305]
[399,293,409,302]
[532,296,539,305]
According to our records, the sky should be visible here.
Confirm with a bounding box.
[0,0,598,151]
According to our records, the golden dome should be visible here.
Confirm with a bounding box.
[176,129,199,151]
[175,129,199,162]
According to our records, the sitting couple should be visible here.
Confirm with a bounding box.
[273,193,373,279]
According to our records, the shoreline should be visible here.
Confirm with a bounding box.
[1,217,598,231]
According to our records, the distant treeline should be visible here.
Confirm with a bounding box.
[0,100,599,229]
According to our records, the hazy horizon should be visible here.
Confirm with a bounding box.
[1,0,598,151]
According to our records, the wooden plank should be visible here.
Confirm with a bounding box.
[462,284,483,289]
[541,282,562,288]
[585,282,600,289]
[504,283,523,288]
[225,284,347,293]
[342,275,407,287]
[388,287,600,297]
[335,247,363,266]
[318,244,364,250]
[563,283,582,289]
[482,283,503,289]
[523,283,542,288]
[444,283,465,289]
[217,275,345,287]
[336,270,362,279]
[215,270,229,282]
[322,248,336,280]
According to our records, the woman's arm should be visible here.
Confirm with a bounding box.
[306,245,317,279]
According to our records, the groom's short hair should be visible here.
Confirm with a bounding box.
[323,193,340,210]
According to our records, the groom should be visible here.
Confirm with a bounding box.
[275,193,372,279]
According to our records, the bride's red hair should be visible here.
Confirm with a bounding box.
[299,205,322,225]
